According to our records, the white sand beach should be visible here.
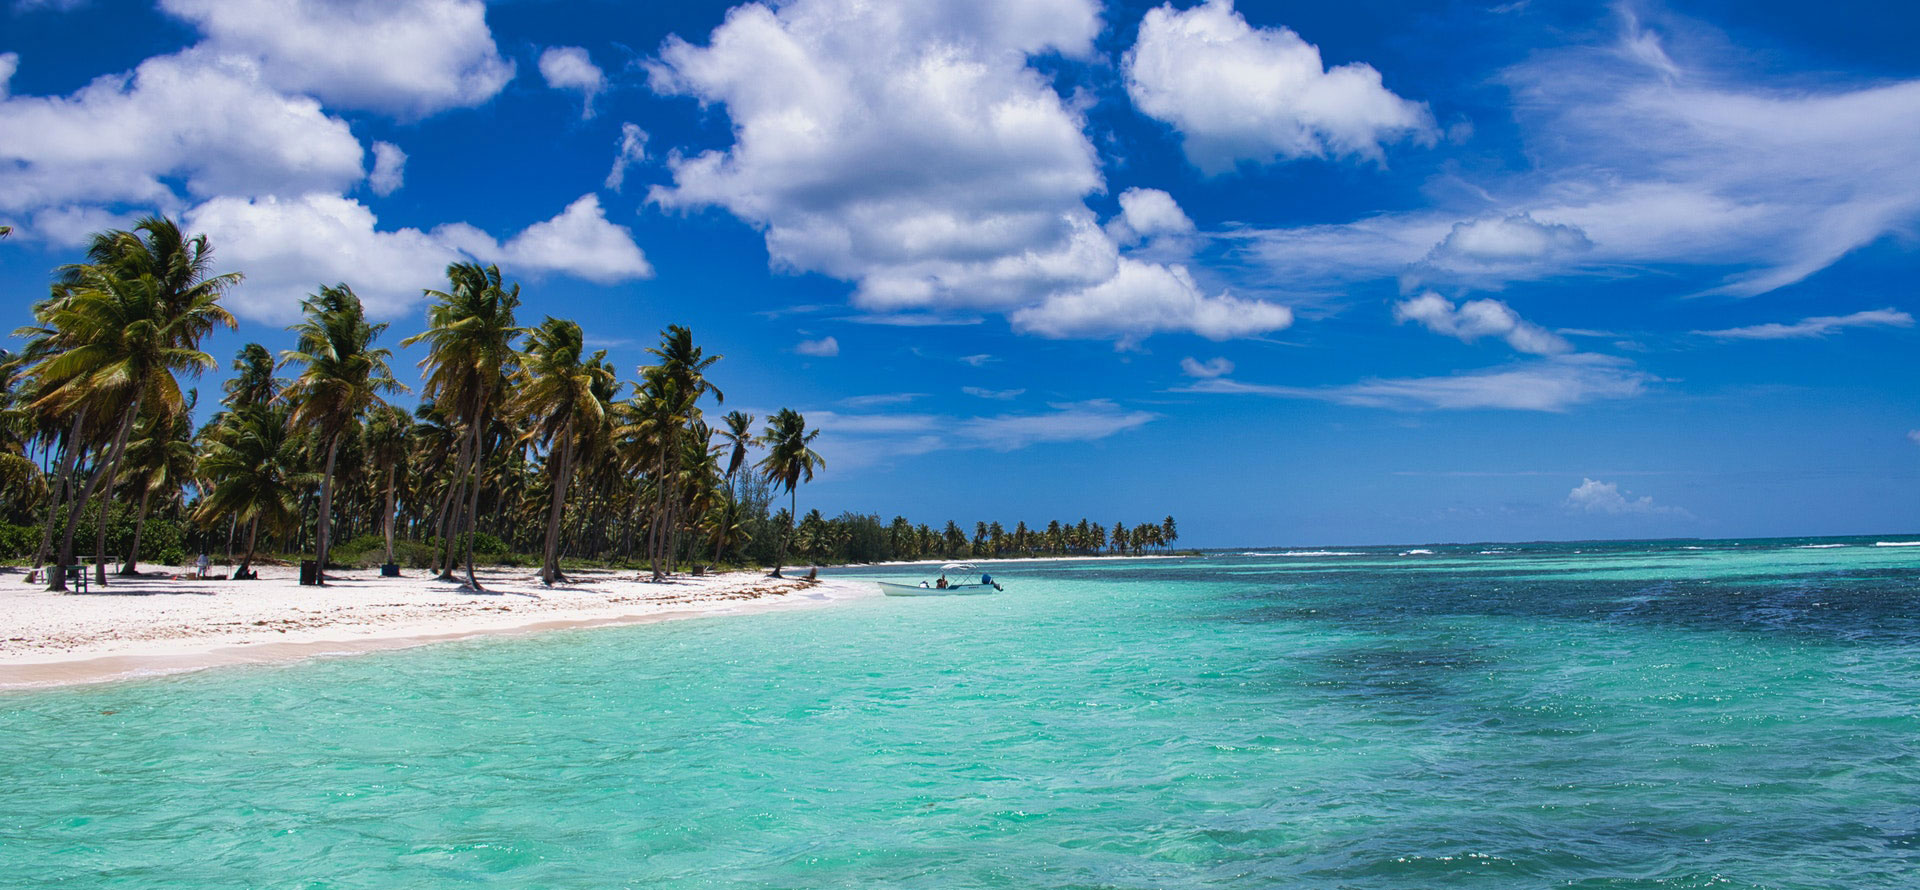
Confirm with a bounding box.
[0,565,874,690]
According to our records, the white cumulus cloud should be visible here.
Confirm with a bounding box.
[184,193,458,322]
[1010,258,1293,344]
[1424,213,1592,271]
[436,194,653,284]
[158,0,514,118]
[1565,478,1689,517]
[1123,0,1434,173]
[185,192,651,322]
[794,336,840,357]
[1107,186,1196,247]
[644,0,1293,344]
[539,46,605,119]
[9,205,139,247]
[0,49,365,213]
[1393,292,1570,355]
[368,141,406,196]
[648,0,1109,314]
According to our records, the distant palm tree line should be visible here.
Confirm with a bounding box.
[786,513,1181,564]
[0,217,831,590]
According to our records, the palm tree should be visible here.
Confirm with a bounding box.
[1161,516,1179,553]
[511,317,612,586]
[403,263,523,590]
[17,218,237,589]
[280,284,403,585]
[224,343,279,410]
[712,410,755,566]
[618,366,692,580]
[362,404,412,568]
[649,325,723,409]
[195,405,303,579]
[756,408,823,578]
[118,395,196,574]
[644,325,722,576]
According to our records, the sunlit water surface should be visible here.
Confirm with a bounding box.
[5,536,1920,888]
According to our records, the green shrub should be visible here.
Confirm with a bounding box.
[463,531,507,557]
[136,518,185,566]
[0,523,37,560]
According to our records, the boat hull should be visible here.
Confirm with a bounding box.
[877,581,999,596]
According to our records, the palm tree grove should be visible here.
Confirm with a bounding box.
[0,219,1179,589]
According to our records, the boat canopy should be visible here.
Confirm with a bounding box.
[940,563,976,572]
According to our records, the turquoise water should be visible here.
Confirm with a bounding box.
[5,536,1920,888]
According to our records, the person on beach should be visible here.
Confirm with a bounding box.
[196,553,210,579]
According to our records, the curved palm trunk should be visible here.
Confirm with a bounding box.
[54,400,138,590]
[119,482,155,575]
[619,491,638,562]
[234,517,259,579]
[540,431,575,586]
[711,471,735,567]
[459,386,492,591]
[31,408,88,581]
[770,486,794,579]
[224,514,238,565]
[381,464,398,566]
[313,432,342,585]
[90,397,143,586]
[648,451,669,582]
[435,427,474,580]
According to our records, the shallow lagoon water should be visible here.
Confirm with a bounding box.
[4,536,1918,888]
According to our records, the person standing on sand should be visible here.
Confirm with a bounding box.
[196,553,210,579]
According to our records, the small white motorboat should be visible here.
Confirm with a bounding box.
[878,563,1004,597]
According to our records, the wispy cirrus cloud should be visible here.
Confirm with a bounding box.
[1694,308,1913,340]
[1180,356,1234,378]
[809,400,1157,470]
[838,393,925,409]
[1176,354,1652,412]
[961,387,1025,400]
[1236,10,1920,299]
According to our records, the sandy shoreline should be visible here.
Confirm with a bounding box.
[0,564,875,691]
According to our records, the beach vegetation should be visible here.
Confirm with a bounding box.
[2,217,1177,584]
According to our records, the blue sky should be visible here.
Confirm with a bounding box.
[2,0,1916,546]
